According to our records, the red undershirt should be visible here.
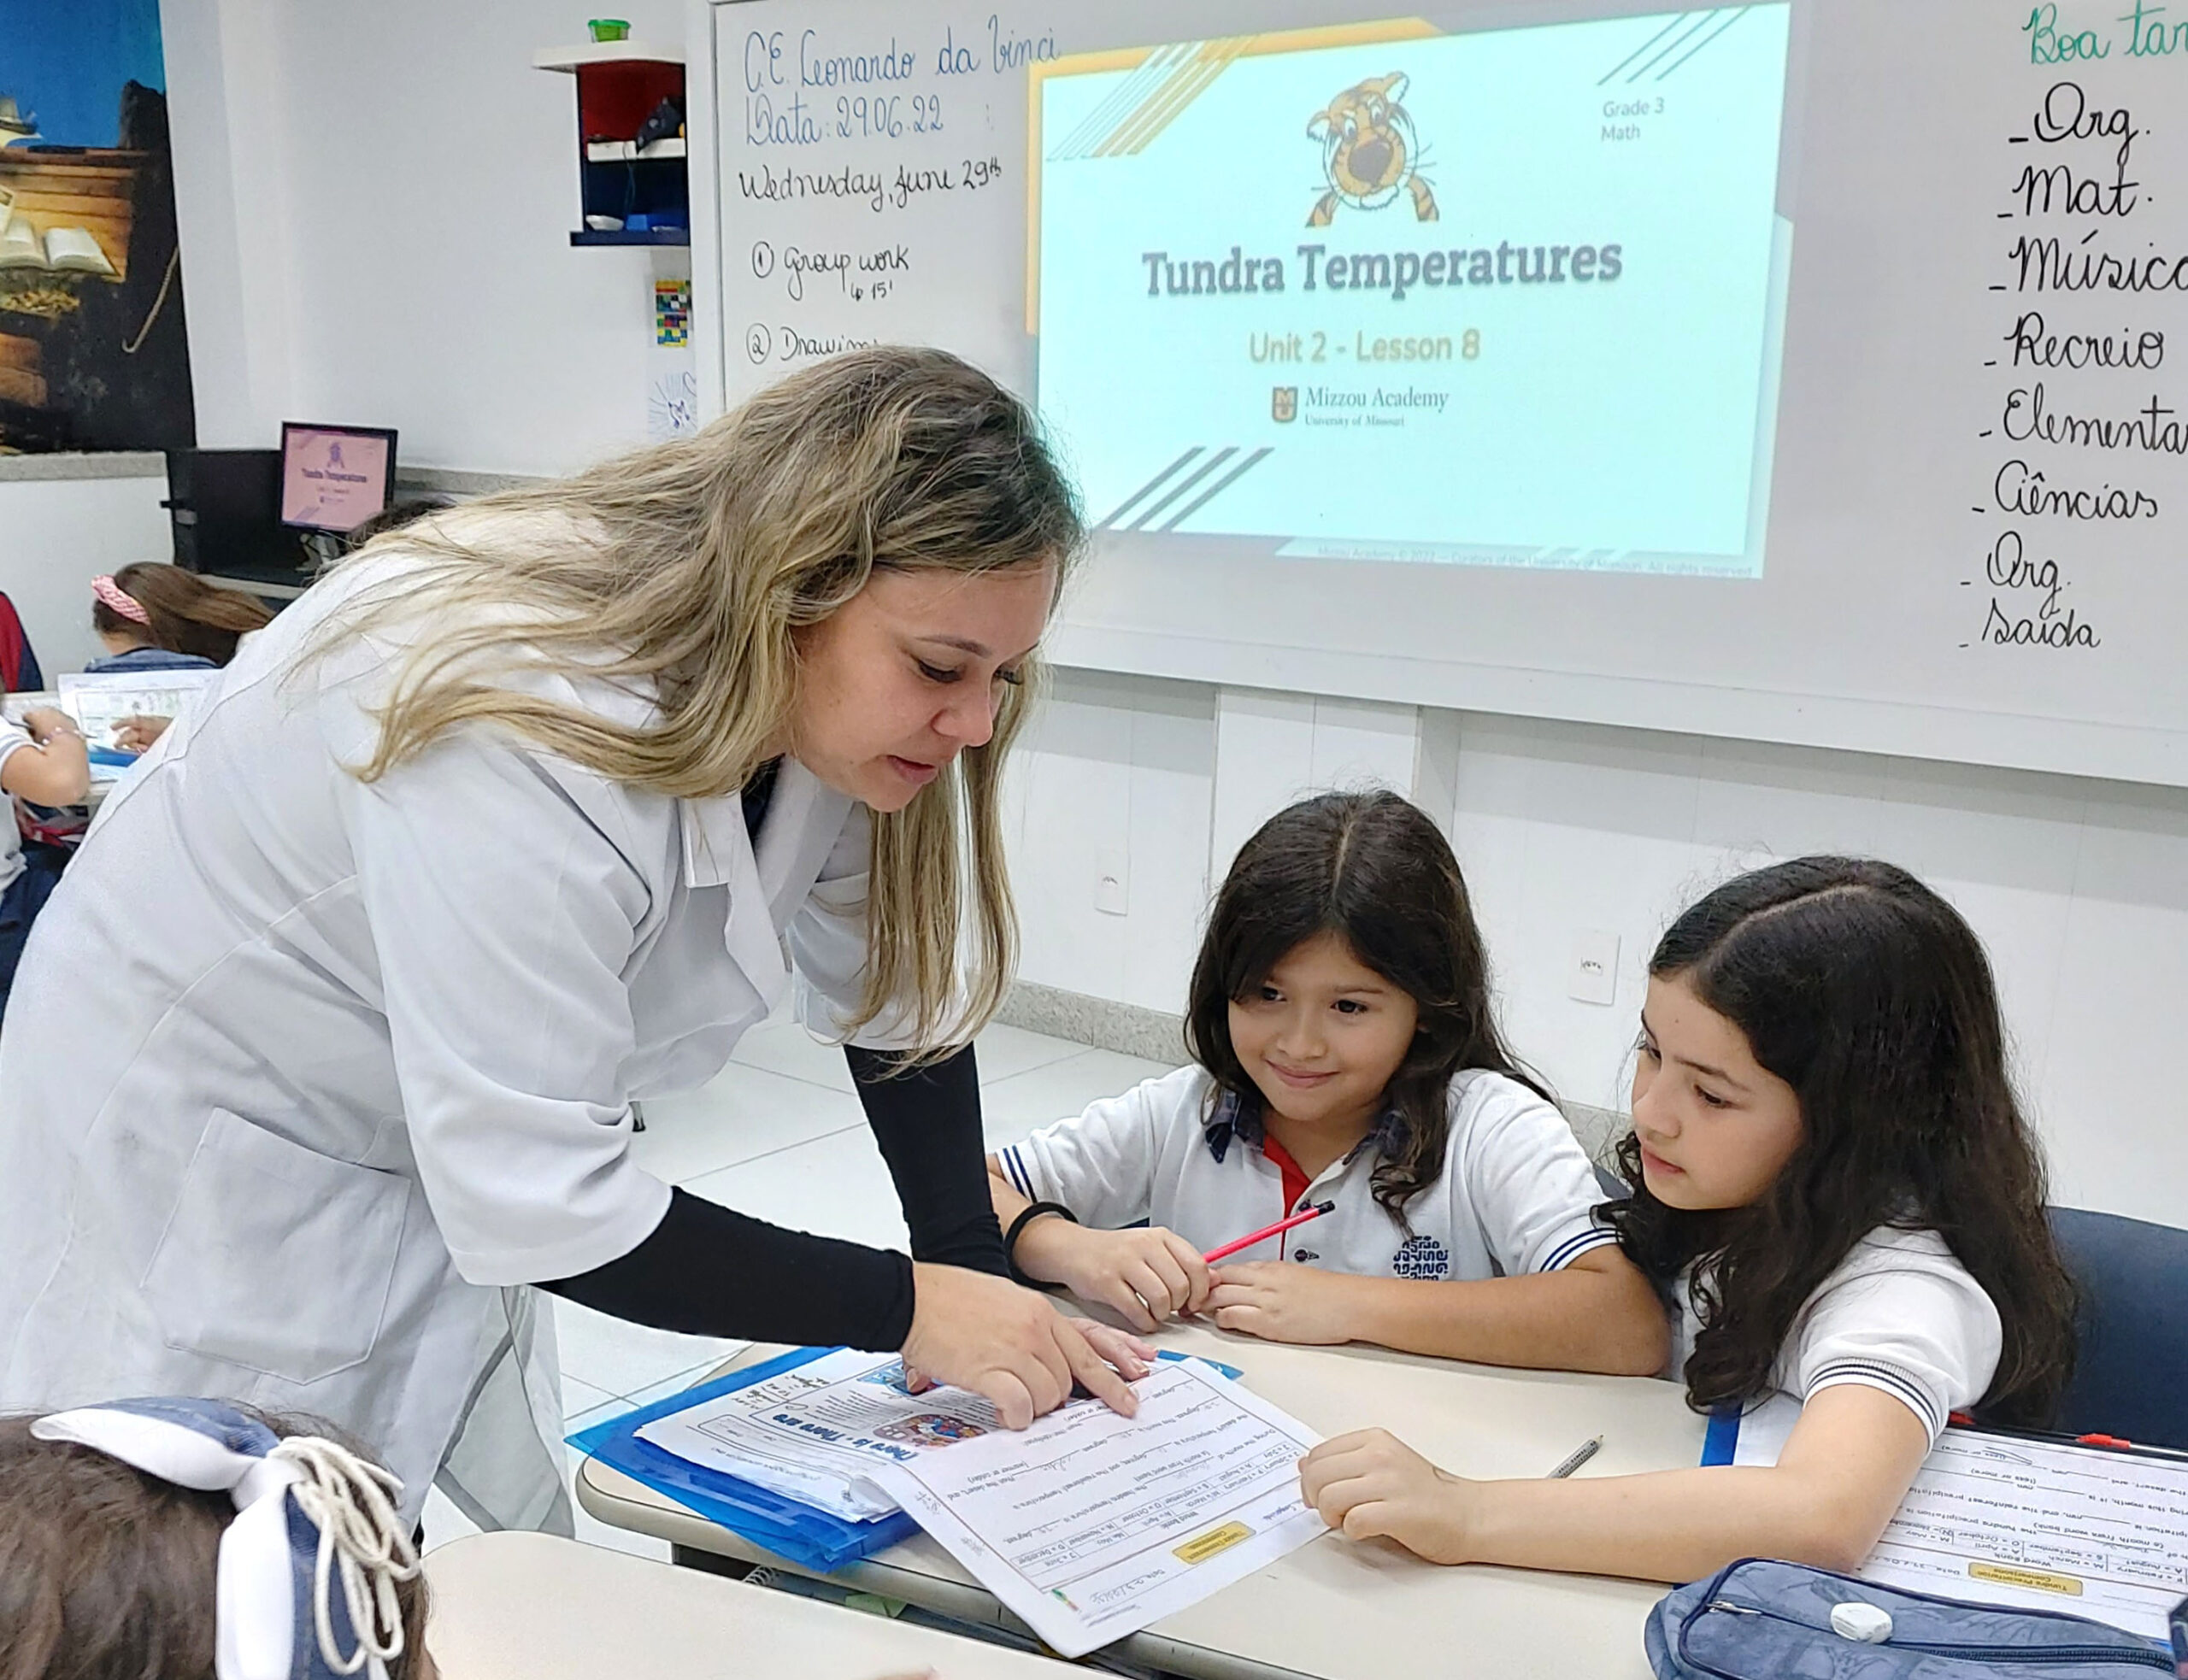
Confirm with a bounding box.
[1260,1132,1313,1215]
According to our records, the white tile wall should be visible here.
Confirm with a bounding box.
[1007,669,1217,1014]
[1003,671,2188,1226]
[1208,689,1425,887]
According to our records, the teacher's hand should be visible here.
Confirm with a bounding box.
[903,1262,1150,1429]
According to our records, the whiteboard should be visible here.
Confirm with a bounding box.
[691,0,2188,787]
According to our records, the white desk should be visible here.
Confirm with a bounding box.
[575,1321,1707,1680]
[424,1530,1083,1679]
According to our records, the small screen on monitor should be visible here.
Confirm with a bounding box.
[279,422,397,533]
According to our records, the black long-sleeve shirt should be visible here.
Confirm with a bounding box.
[541,1044,1008,1346]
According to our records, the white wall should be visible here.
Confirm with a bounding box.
[160,0,687,472]
[1008,671,1219,1013]
[1007,669,2188,1228]
[0,475,174,679]
[160,0,300,449]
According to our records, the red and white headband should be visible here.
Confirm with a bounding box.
[92,574,150,625]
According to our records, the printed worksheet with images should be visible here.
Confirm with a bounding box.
[636,1348,1007,1522]
[57,670,217,751]
[1860,1430,2188,1641]
[869,1359,1327,1659]
[1724,1402,2188,1639]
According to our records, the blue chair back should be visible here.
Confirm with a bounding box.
[2048,1205,2188,1450]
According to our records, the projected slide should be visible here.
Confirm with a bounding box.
[1032,7,1792,576]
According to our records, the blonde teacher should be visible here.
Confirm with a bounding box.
[0,350,1148,1532]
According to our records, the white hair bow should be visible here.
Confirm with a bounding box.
[32,1397,421,1680]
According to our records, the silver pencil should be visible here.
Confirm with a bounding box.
[1548,1435,1604,1478]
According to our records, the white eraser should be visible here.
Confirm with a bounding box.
[1829,1601,1894,1643]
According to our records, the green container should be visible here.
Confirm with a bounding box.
[587,18,631,42]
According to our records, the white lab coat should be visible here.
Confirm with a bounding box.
[0,533,903,1530]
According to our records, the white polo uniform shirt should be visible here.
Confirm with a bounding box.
[997,1064,1616,1281]
[1672,1225,2003,1444]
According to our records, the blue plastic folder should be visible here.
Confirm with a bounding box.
[567,1346,1244,1575]
[567,1346,907,1572]
[1701,1402,1743,1466]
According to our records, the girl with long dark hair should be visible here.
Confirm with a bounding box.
[1302,857,2077,1581]
[988,790,1666,1373]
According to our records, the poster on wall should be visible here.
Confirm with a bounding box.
[0,0,194,453]
[649,275,697,440]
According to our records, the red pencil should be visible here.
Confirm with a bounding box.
[1203,1200,1336,1264]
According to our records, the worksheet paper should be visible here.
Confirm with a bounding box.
[869,1359,1327,1659]
[1862,1430,2188,1641]
[636,1348,1005,1522]
[57,669,216,751]
[1725,1398,2188,1639]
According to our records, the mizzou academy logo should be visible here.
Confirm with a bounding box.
[1308,72,1438,226]
[1272,385,1297,422]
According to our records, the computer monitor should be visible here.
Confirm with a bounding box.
[164,449,312,585]
[279,422,397,534]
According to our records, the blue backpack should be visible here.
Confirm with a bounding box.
[1647,1558,2174,1678]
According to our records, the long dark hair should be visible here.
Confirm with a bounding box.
[1602,857,2076,1425]
[1184,790,1547,1221]
[94,561,273,665]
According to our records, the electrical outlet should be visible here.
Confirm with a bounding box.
[1094,848,1128,917]
[1567,928,1620,1006]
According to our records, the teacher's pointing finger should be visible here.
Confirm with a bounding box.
[899,1261,1140,1428]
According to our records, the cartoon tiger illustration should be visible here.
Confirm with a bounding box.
[1307,72,1438,226]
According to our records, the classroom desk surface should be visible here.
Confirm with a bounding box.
[423,1530,1084,1679]
[574,1319,1708,1680]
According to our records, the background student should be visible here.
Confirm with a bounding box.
[0,1399,430,1680]
[15,567,274,863]
[100,503,450,756]
[85,565,275,755]
[0,703,88,1014]
[89,563,273,673]
[991,790,1667,1375]
[1300,856,2076,1581]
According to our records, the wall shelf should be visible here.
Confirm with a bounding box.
[533,43,685,72]
[536,44,687,245]
[568,227,689,248]
[585,138,686,162]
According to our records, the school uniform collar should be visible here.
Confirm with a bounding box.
[1201,1086,1408,1165]
[84,645,218,673]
